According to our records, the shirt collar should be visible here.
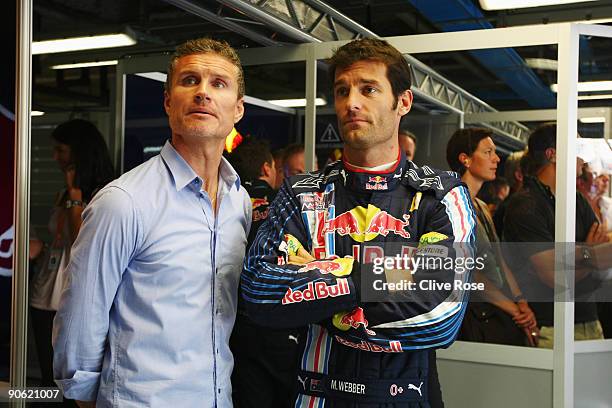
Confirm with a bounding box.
[160,140,241,192]
[340,149,406,193]
[525,176,555,203]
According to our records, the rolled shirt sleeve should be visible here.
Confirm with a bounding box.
[53,187,141,401]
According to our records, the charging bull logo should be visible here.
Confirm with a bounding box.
[325,205,410,242]
[298,257,353,277]
[333,307,376,335]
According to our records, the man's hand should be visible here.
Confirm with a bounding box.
[76,401,96,408]
[513,300,537,329]
[586,221,609,245]
[523,326,539,347]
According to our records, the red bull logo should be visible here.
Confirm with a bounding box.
[335,335,402,353]
[282,278,350,305]
[366,176,388,190]
[334,307,376,335]
[325,205,411,242]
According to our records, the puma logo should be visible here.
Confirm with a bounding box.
[408,381,423,397]
[288,335,299,344]
[297,375,307,390]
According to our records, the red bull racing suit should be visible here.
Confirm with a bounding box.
[242,154,476,407]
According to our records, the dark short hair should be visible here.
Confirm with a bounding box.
[283,144,305,162]
[227,137,273,182]
[446,127,493,175]
[51,119,115,201]
[165,37,245,98]
[525,123,556,175]
[328,38,412,105]
[399,129,417,149]
[503,150,525,189]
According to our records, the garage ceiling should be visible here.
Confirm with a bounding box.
[31,0,612,125]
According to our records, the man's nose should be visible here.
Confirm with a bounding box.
[344,89,361,111]
[194,82,211,103]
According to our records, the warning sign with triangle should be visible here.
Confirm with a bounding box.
[320,123,340,143]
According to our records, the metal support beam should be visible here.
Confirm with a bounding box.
[216,0,321,43]
[304,45,317,172]
[12,1,32,407]
[113,62,126,174]
[554,23,579,408]
[162,0,280,46]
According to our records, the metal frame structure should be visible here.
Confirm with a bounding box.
[162,0,530,142]
[11,11,612,406]
[466,107,612,140]
[10,1,31,407]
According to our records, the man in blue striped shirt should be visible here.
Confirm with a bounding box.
[53,38,251,407]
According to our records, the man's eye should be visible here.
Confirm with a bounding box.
[182,76,197,85]
[335,88,348,97]
[212,80,226,88]
[364,86,378,94]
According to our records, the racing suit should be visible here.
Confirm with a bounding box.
[241,154,476,407]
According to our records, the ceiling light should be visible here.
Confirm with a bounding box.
[268,98,327,107]
[525,58,558,71]
[135,72,167,82]
[579,117,606,124]
[33,33,136,55]
[578,94,612,100]
[31,111,45,116]
[51,60,118,70]
[479,0,597,11]
[551,81,612,93]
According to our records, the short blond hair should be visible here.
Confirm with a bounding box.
[165,37,245,98]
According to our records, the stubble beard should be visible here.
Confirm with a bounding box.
[171,115,227,141]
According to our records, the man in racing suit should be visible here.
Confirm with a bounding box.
[241,38,476,407]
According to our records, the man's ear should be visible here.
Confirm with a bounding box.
[545,147,556,163]
[398,90,413,116]
[261,161,273,178]
[234,98,245,123]
[163,91,171,116]
[515,169,523,183]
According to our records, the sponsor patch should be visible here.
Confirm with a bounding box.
[418,231,448,247]
[282,279,350,305]
[332,307,375,335]
[334,335,402,353]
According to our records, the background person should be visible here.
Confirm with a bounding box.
[272,148,286,189]
[53,38,251,407]
[503,123,608,348]
[493,150,525,237]
[446,127,538,346]
[30,119,114,388]
[398,128,417,161]
[282,143,307,177]
[227,137,305,408]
